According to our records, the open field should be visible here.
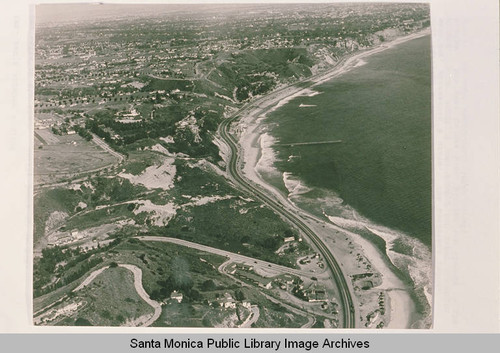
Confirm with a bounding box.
[34,129,120,185]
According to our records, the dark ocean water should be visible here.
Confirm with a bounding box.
[267,36,432,246]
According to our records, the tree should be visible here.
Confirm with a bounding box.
[75,318,92,326]
[234,289,245,301]
[201,279,216,291]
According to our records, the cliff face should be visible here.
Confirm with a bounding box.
[336,28,408,52]
[375,28,405,42]
[333,19,430,53]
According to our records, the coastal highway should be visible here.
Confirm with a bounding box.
[213,31,429,327]
[218,100,356,328]
[138,236,334,326]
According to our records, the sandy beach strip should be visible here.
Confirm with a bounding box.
[233,30,430,328]
[237,122,419,327]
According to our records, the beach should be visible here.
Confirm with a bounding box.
[232,29,432,328]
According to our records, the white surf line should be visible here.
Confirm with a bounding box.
[235,31,431,329]
[73,264,161,327]
[238,163,416,329]
[310,29,430,87]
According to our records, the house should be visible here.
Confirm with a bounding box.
[258,278,273,290]
[170,290,183,303]
[305,283,328,302]
[273,274,298,290]
[218,293,236,309]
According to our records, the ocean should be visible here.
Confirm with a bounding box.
[256,35,433,323]
[264,35,432,247]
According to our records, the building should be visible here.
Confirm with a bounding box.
[218,293,236,309]
[170,290,183,303]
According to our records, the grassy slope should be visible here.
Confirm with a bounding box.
[34,189,82,242]
[69,266,154,326]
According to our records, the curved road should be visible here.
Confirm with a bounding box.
[217,30,432,328]
[218,257,333,327]
[136,236,322,278]
[135,237,330,326]
[73,264,161,327]
[217,77,358,328]
[239,306,260,328]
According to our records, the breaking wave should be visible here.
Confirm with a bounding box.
[267,88,322,115]
[254,133,280,177]
[290,179,433,327]
[283,172,313,198]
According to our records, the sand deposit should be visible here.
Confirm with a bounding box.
[119,157,176,190]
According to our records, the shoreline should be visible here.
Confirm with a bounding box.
[233,29,432,329]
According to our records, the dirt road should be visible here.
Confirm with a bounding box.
[73,264,161,327]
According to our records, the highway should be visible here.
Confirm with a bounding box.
[139,236,333,326]
[136,236,319,278]
[218,92,356,327]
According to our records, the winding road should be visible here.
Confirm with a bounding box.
[239,306,260,328]
[216,67,360,328]
[217,257,334,328]
[136,236,322,278]
[73,264,161,327]
[138,236,324,327]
